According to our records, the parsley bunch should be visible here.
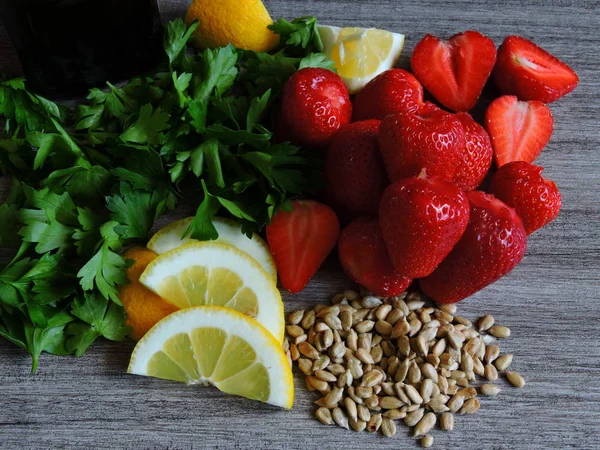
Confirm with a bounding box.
[0,17,332,370]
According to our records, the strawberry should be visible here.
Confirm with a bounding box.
[485,95,554,167]
[324,120,387,219]
[453,112,493,191]
[279,68,352,148]
[379,175,470,279]
[338,217,412,297]
[266,200,340,294]
[352,69,425,121]
[493,35,579,103]
[378,108,465,183]
[489,161,562,234]
[420,191,528,304]
[411,31,497,112]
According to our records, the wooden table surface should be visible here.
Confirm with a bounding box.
[1,1,600,449]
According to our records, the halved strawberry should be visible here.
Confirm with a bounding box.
[494,35,579,103]
[411,31,497,112]
[266,200,340,294]
[485,95,554,167]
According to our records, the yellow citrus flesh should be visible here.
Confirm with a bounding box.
[119,247,178,341]
[127,306,294,409]
[185,0,278,51]
[139,241,284,343]
[147,216,277,282]
[318,25,405,93]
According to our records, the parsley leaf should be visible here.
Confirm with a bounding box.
[120,104,170,146]
[268,16,324,54]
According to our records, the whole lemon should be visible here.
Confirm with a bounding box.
[185,0,279,51]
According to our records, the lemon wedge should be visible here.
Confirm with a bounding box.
[128,306,294,409]
[147,217,277,282]
[139,241,284,342]
[318,25,405,93]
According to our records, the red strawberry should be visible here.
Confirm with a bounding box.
[279,68,352,148]
[353,69,425,121]
[338,217,412,297]
[324,120,387,219]
[453,112,493,191]
[420,191,528,304]
[485,95,554,167]
[379,175,470,279]
[378,108,465,183]
[489,161,561,234]
[493,35,579,103]
[411,31,497,112]
[266,200,340,293]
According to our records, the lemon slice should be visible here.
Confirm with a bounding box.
[128,306,294,409]
[140,241,284,342]
[147,217,277,282]
[318,25,405,93]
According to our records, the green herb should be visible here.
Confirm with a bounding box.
[0,17,330,369]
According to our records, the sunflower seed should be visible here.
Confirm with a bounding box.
[460,398,480,414]
[473,355,485,376]
[456,378,470,388]
[356,386,374,399]
[298,342,319,360]
[349,419,366,432]
[413,412,436,437]
[301,310,315,330]
[506,370,525,388]
[357,404,371,422]
[288,309,304,325]
[381,417,397,437]
[290,343,300,361]
[379,396,404,410]
[421,435,434,448]
[456,387,477,399]
[343,289,360,301]
[361,369,383,388]
[375,304,392,321]
[315,407,333,425]
[355,320,375,333]
[286,324,304,338]
[332,407,349,429]
[447,394,465,413]
[480,383,501,396]
[338,369,353,388]
[427,394,450,413]
[485,344,500,363]
[485,363,499,381]
[404,407,424,427]
[340,310,353,331]
[294,334,307,345]
[477,314,495,331]
[347,386,364,405]
[366,413,383,432]
[420,378,434,403]
[361,296,382,308]
[375,320,393,336]
[440,412,454,431]
[315,369,337,383]
[383,408,406,420]
[327,363,345,376]
[447,330,465,349]
[313,355,330,372]
[405,384,424,404]
[348,359,364,379]
[341,329,356,352]
[495,354,513,371]
[421,363,438,383]
[408,361,422,384]
[329,341,346,360]
[415,335,429,357]
[364,394,380,410]
[489,325,511,338]
[397,335,411,356]
[344,396,358,422]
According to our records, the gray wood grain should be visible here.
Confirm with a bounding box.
[1,0,600,449]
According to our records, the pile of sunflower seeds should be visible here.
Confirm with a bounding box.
[283,290,525,447]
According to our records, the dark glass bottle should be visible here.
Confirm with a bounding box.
[0,0,164,98]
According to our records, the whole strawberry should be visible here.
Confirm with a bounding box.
[379,108,465,183]
[489,161,562,234]
[324,120,387,219]
[379,175,470,279]
[453,112,493,191]
[352,69,425,121]
[420,191,528,304]
[338,217,412,297]
[411,31,497,112]
[279,68,352,148]
[494,35,579,103]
